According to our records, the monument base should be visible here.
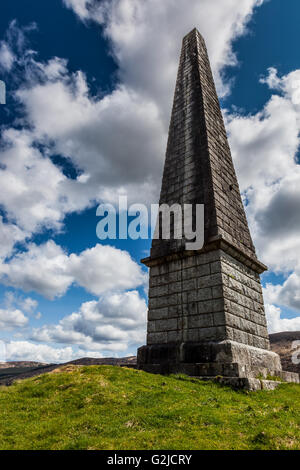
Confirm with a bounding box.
[137,340,299,390]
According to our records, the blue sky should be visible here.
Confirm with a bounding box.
[0,0,300,363]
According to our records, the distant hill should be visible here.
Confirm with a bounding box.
[0,356,137,386]
[0,361,48,370]
[1,332,300,386]
[67,356,137,367]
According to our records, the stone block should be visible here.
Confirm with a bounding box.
[213,311,226,326]
[168,281,182,294]
[167,330,181,342]
[149,285,168,298]
[196,287,213,301]
[155,318,178,332]
[148,307,169,321]
[187,329,199,342]
[147,332,168,345]
[197,273,223,289]
[182,302,197,316]
[168,305,181,318]
[212,285,223,298]
[189,314,214,328]
[210,261,221,274]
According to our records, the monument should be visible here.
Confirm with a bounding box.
[137,28,299,389]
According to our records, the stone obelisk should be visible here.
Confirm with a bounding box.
[137,28,299,389]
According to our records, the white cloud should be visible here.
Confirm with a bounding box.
[227,67,300,212]
[0,308,28,330]
[0,41,15,71]
[67,244,146,296]
[3,339,117,363]
[36,57,69,80]
[63,0,102,22]
[266,304,300,334]
[0,216,28,260]
[2,291,38,317]
[264,273,300,313]
[4,341,76,363]
[0,241,73,298]
[0,241,146,299]
[259,66,282,90]
[226,67,300,328]
[0,20,37,75]
[21,297,38,313]
[31,290,147,351]
[64,0,265,100]
[0,292,39,330]
[0,127,68,234]
[16,76,164,207]
[0,59,163,240]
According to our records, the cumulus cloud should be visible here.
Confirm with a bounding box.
[0,216,28,260]
[264,273,300,313]
[21,297,38,313]
[0,20,37,76]
[226,67,300,326]
[0,127,69,234]
[266,304,300,334]
[0,241,146,299]
[15,74,164,207]
[0,241,73,298]
[0,41,15,71]
[31,290,147,351]
[4,341,77,363]
[0,56,163,240]
[67,244,146,296]
[64,0,265,100]
[2,339,111,363]
[0,308,28,330]
[227,67,300,251]
[3,291,38,314]
[0,292,40,330]
[63,0,103,22]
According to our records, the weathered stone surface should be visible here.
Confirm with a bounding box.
[137,28,299,388]
[145,249,271,351]
[151,28,256,260]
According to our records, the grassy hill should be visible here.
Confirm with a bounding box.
[0,365,299,450]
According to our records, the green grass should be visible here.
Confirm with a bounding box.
[0,365,299,450]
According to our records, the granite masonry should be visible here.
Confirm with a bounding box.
[137,28,299,390]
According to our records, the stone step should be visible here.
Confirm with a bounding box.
[138,362,300,386]
[273,370,299,383]
[193,376,281,391]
